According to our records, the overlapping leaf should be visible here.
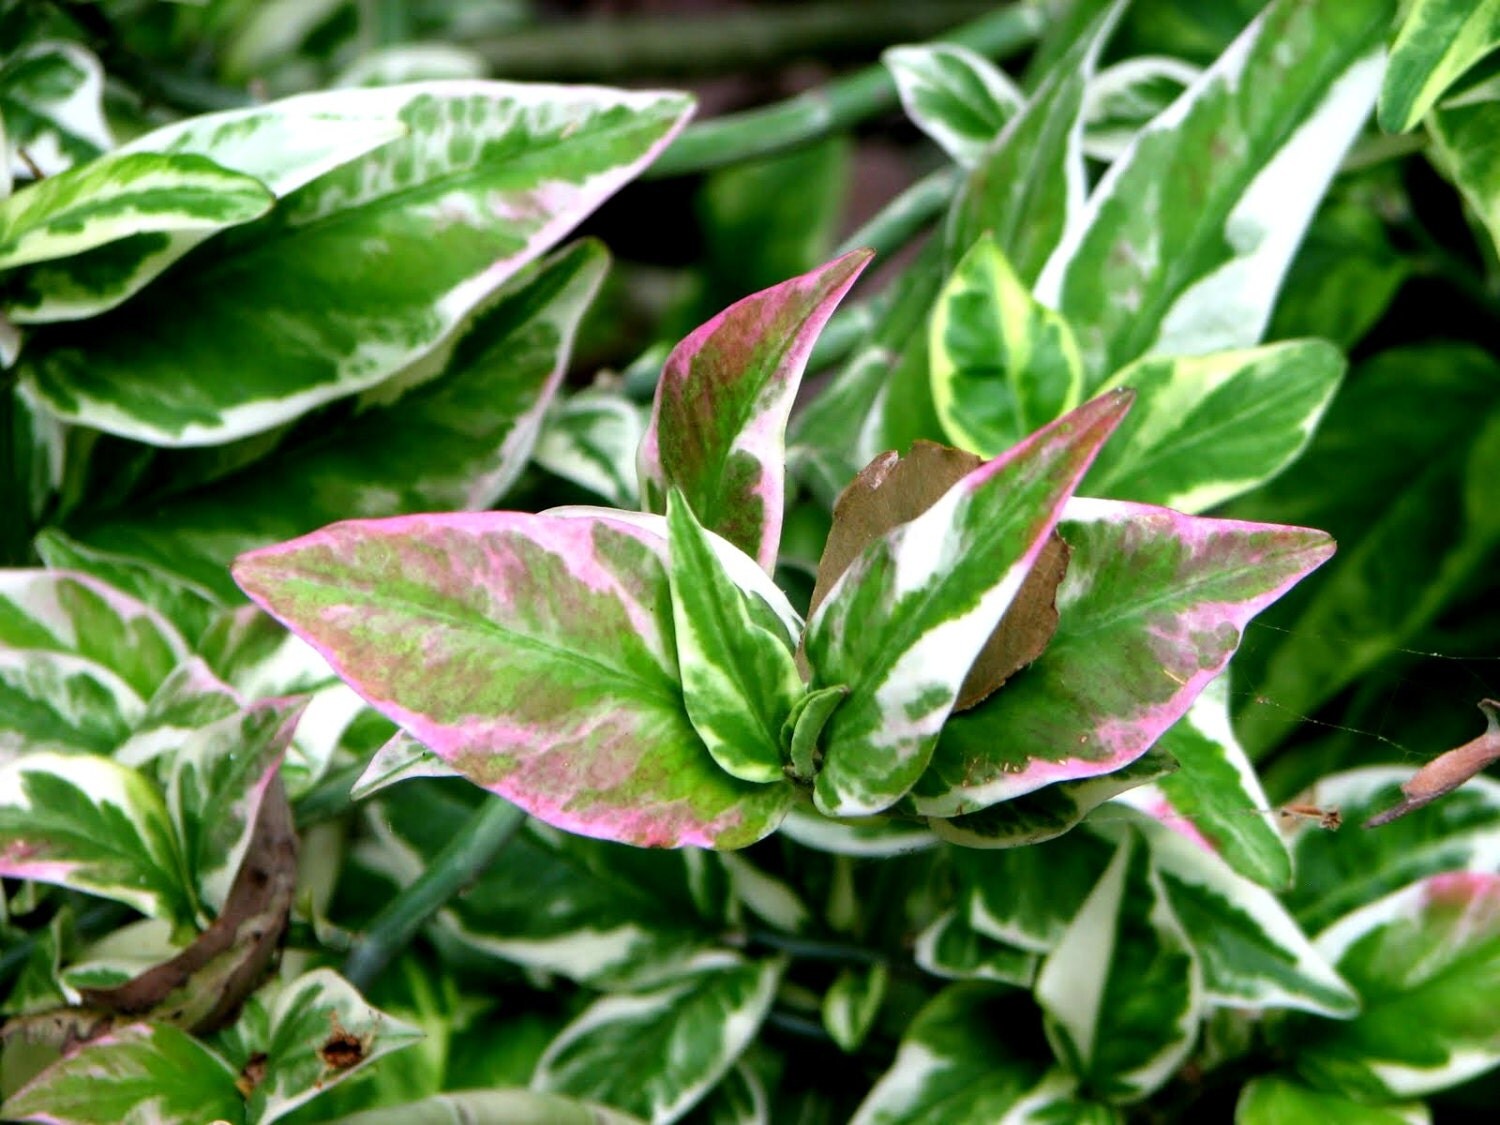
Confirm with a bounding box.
[639,249,871,571]
[806,392,1130,818]
[1236,1077,1430,1125]
[0,751,193,924]
[0,42,111,178]
[1290,873,1500,1099]
[1035,832,1200,1103]
[21,81,692,446]
[72,239,608,601]
[533,954,782,1125]
[1035,0,1393,382]
[1428,93,1500,260]
[234,511,792,848]
[915,498,1330,816]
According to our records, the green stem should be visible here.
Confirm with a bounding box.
[646,5,1043,178]
[836,166,959,259]
[472,1,1007,81]
[342,797,526,991]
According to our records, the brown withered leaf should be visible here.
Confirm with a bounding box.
[801,441,1069,709]
[1366,699,1500,828]
[78,773,298,1033]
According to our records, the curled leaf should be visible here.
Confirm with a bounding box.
[804,440,1069,710]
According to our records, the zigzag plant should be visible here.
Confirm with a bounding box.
[233,249,1333,851]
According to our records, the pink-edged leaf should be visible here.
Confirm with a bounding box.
[638,249,872,571]
[232,512,794,849]
[913,497,1334,816]
[805,392,1132,818]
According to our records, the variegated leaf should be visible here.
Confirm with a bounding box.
[0,751,193,924]
[665,491,801,783]
[1126,814,1357,1017]
[850,984,1044,1125]
[914,910,1037,987]
[22,82,691,446]
[1428,93,1500,260]
[1292,873,1500,1099]
[1380,0,1500,132]
[1035,0,1392,383]
[1035,832,1201,1103]
[929,747,1176,849]
[957,826,1116,952]
[1085,341,1344,513]
[0,42,111,178]
[0,151,272,273]
[913,498,1333,816]
[321,1091,647,1125]
[234,511,794,848]
[930,233,1084,458]
[71,239,608,602]
[1138,677,1291,889]
[639,250,871,571]
[806,392,1131,818]
[0,568,188,699]
[7,96,406,324]
[535,386,649,507]
[822,963,889,1052]
[221,969,422,1124]
[883,44,1023,167]
[0,648,144,756]
[1081,57,1200,162]
[1285,767,1500,935]
[351,730,458,799]
[1,1021,242,1125]
[533,954,783,1125]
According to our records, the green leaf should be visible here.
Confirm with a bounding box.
[639,250,872,571]
[0,42,111,176]
[70,239,608,602]
[684,1062,767,1125]
[807,392,1131,818]
[1035,832,1200,1103]
[884,44,1023,167]
[228,968,422,1124]
[849,984,1044,1125]
[1236,1076,1430,1125]
[946,2,1123,282]
[1036,0,1394,383]
[1380,0,1500,132]
[1148,677,1292,889]
[0,1021,243,1125]
[1284,767,1500,935]
[665,491,802,783]
[914,499,1332,817]
[930,233,1084,458]
[0,568,188,699]
[235,511,795,849]
[0,751,193,924]
[822,963,889,1053]
[0,151,272,271]
[1428,93,1500,260]
[1129,814,1357,1017]
[533,954,782,1125]
[1085,341,1345,513]
[914,909,1038,987]
[7,96,406,324]
[1290,873,1500,1099]
[21,82,692,446]
[351,731,457,799]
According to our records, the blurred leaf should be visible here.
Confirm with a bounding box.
[1428,93,1500,259]
[884,44,1022,167]
[1237,1077,1429,1124]
[1380,0,1500,132]
[1082,57,1199,162]
[0,41,110,178]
